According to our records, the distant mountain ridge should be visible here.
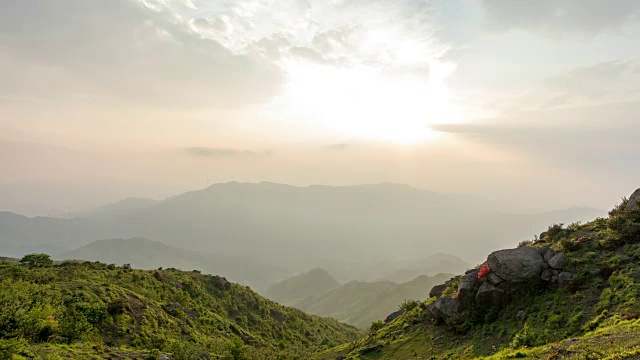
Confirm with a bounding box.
[274,270,455,328]
[265,268,340,305]
[0,182,606,281]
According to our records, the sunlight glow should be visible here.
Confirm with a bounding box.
[282,62,461,144]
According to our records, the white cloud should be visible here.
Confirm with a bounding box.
[0,0,282,108]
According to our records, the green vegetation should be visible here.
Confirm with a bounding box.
[0,259,362,359]
[318,198,640,359]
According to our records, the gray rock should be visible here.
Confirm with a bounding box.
[487,272,504,286]
[321,338,330,345]
[626,188,640,210]
[548,253,568,270]
[426,302,440,321]
[475,282,508,307]
[457,269,480,305]
[159,355,170,360]
[543,248,556,263]
[429,284,446,299]
[385,310,404,322]
[487,247,545,282]
[541,269,560,282]
[516,310,526,320]
[558,272,575,287]
[434,297,462,320]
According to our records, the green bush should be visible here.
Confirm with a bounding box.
[369,320,385,333]
[399,299,419,312]
[225,338,249,360]
[19,254,53,268]
[0,338,27,359]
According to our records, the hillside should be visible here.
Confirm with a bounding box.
[0,182,605,273]
[319,189,640,359]
[265,268,340,305]
[290,273,454,329]
[58,237,292,292]
[0,257,362,359]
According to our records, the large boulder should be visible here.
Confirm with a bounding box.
[540,247,556,263]
[429,284,447,299]
[475,282,508,307]
[457,269,480,305]
[487,247,545,282]
[627,188,640,210]
[430,297,462,322]
[548,253,568,270]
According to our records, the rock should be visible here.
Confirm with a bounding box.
[321,337,330,345]
[540,231,548,240]
[385,310,404,323]
[336,356,347,360]
[457,269,480,305]
[487,247,545,282]
[159,355,170,360]
[542,247,556,263]
[359,343,384,355]
[626,188,640,210]
[558,272,575,287]
[516,310,526,320]
[429,284,446,299]
[433,297,462,321]
[487,272,504,286]
[548,253,568,270]
[541,269,560,282]
[475,282,508,307]
[426,302,440,321]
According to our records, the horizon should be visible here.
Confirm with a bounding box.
[2,0,640,216]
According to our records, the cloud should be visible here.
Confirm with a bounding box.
[183,147,271,157]
[0,0,283,108]
[480,0,640,35]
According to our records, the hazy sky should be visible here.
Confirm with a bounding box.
[1,0,639,213]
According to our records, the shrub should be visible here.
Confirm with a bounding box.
[58,309,92,343]
[399,299,419,312]
[19,254,53,268]
[369,321,385,333]
[511,324,541,348]
[225,338,249,360]
[546,224,566,241]
[0,338,27,359]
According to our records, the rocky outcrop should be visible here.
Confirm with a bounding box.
[627,188,640,210]
[487,247,545,282]
[548,253,568,270]
[475,283,508,307]
[457,269,480,306]
[428,297,462,322]
[429,284,447,299]
[427,245,572,324]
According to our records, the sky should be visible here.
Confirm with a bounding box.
[1,0,640,214]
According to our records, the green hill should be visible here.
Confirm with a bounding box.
[289,273,454,329]
[0,258,362,359]
[58,237,292,292]
[319,190,640,359]
[265,268,340,305]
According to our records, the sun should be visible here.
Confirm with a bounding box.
[281,62,459,144]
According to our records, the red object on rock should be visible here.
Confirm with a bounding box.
[478,263,491,282]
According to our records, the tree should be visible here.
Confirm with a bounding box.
[19,253,53,268]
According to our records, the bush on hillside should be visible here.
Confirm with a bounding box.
[399,299,420,312]
[604,198,640,246]
[19,253,53,268]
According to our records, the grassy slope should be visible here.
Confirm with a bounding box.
[318,200,640,359]
[0,261,362,359]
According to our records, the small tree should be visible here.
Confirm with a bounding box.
[19,253,53,268]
